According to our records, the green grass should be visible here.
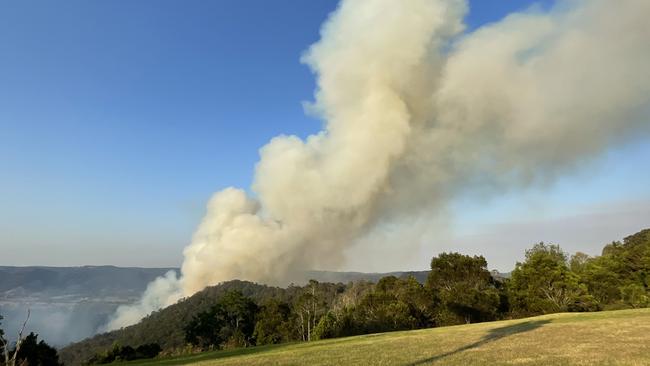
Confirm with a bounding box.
[117,308,650,365]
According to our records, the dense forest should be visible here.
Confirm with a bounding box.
[4,228,649,365]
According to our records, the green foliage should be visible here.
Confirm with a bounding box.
[184,290,258,349]
[314,276,436,339]
[509,243,585,314]
[575,229,650,307]
[578,255,623,304]
[620,284,649,308]
[0,314,4,357]
[1,320,62,366]
[12,332,63,366]
[87,343,161,364]
[291,280,344,342]
[252,299,294,345]
[427,253,500,325]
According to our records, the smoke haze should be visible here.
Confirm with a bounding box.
[106,0,650,330]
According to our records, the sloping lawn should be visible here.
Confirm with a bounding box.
[118,308,650,365]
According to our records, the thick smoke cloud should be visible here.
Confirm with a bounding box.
[106,0,650,330]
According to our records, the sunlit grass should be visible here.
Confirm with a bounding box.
[118,308,650,365]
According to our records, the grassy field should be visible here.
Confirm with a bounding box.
[118,308,650,365]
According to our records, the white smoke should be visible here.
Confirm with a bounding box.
[103,271,181,332]
[105,0,650,330]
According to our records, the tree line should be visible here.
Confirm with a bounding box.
[176,228,650,354]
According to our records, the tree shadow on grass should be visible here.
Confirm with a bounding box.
[406,319,551,366]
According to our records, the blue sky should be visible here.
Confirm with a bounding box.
[1,0,648,270]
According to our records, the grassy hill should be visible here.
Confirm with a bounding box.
[115,308,650,366]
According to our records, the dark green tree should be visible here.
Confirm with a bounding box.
[184,290,258,349]
[184,306,225,349]
[0,314,4,363]
[86,342,161,364]
[252,299,294,345]
[218,290,259,347]
[427,252,500,325]
[13,332,62,366]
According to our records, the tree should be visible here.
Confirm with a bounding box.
[573,229,650,308]
[184,306,225,349]
[293,280,327,342]
[0,314,4,358]
[577,255,623,304]
[14,333,63,366]
[620,284,649,308]
[1,309,31,366]
[509,243,585,314]
[86,343,161,364]
[252,299,294,345]
[313,281,374,340]
[218,290,259,347]
[427,253,500,325]
[570,252,591,274]
[184,290,258,349]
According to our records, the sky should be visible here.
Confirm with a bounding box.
[1,0,648,272]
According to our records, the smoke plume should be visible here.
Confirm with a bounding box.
[105,0,650,330]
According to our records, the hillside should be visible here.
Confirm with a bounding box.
[58,280,292,365]
[116,309,650,366]
[58,268,490,364]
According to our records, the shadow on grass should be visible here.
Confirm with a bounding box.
[406,319,551,366]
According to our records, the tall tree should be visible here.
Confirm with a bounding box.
[427,253,500,325]
[253,299,294,345]
[184,290,258,349]
[294,280,325,342]
[218,290,258,347]
[14,333,62,366]
[509,243,585,314]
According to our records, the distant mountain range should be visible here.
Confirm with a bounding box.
[0,265,509,299]
[0,265,178,302]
